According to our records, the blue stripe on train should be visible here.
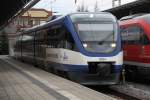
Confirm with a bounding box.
[47,61,122,73]
[47,61,88,72]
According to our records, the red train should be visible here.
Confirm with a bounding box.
[120,14,150,79]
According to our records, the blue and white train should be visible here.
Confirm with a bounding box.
[14,12,123,85]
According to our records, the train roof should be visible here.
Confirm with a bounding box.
[21,12,115,34]
[23,15,65,34]
[120,13,150,21]
[119,14,150,27]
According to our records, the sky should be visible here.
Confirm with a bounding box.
[33,0,137,15]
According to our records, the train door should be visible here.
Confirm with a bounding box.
[122,26,141,62]
[21,32,35,63]
[14,34,23,59]
[34,30,47,68]
[136,27,150,76]
[20,34,23,59]
[121,27,128,59]
[34,31,40,66]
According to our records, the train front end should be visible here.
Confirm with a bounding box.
[65,12,123,85]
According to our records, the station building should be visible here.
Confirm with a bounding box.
[0,8,52,55]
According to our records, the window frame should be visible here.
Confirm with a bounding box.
[121,25,143,45]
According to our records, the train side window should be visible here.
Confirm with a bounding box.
[35,30,47,57]
[21,32,34,53]
[47,25,64,48]
[47,28,54,48]
[36,30,47,45]
[65,29,75,50]
[46,26,76,50]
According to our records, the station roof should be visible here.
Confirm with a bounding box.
[105,0,150,19]
[0,0,39,29]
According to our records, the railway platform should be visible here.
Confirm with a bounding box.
[0,56,115,100]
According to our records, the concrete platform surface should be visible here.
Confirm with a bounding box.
[0,56,115,100]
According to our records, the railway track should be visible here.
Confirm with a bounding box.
[89,85,139,100]
[109,82,150,100]
[89,81,150,100]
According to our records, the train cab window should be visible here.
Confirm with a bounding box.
[127,26,140,44]
[121,26,141,44]
[121,25,150,45]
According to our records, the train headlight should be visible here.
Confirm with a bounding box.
[83,43,88,48]
[111,43,116,48]
[90,14,94,18]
